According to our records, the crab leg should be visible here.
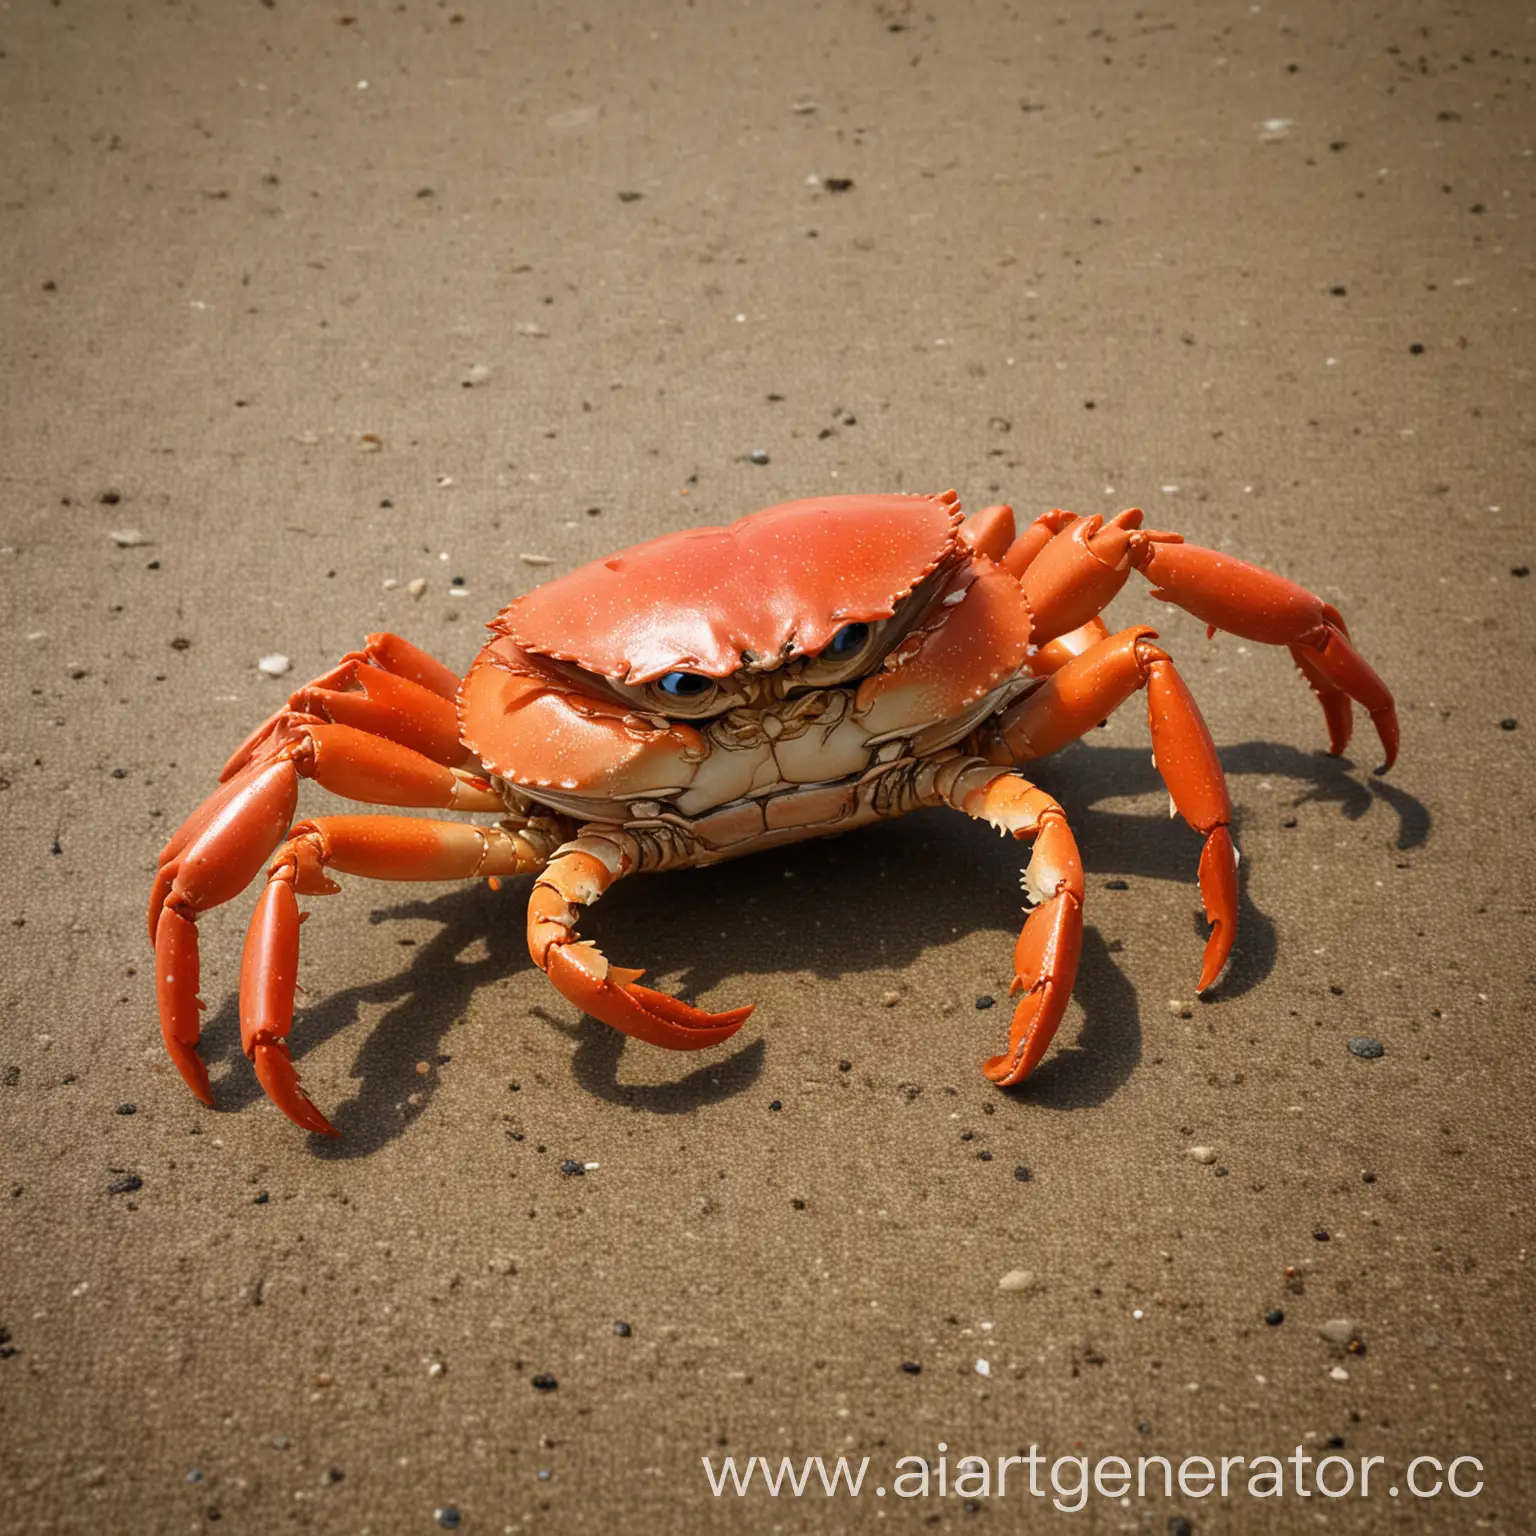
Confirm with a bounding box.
[1016,509,1398,770]
[223,633,469,782]
[150,727,503,1109]
[241,815,562,1133]
[926,760,1085,1086]
[527,832,754,1052]
[992,625,1239,990]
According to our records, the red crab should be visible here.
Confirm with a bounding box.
[149,491,1397,1134]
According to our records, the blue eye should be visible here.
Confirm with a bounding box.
[827,622,870,658]
[656,671,713,698]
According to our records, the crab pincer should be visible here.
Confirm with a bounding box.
[527,839,753,1050]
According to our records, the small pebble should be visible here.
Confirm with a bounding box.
[1500,718,1518,731]
[974,995,995,1011]
[612,1321,632,1337]
[559,1159,585,1176]
[748,449,770,465]
[115,1102,136,1115]
[1329,1365,1350,1382]
[1013,1165,1031,1182]
[1512,565,1529,577]
[1104,878,1129,891]
[407,577,428,599]
[1314,1229,1331,1242]
[185,1468,203,1484]
[434,1508,461,1530]
[107,1174,142,1195]
[519,552,555,566]
[1168,999,1196,1019]
[531,1373,558,1391]
[1347,1037,1386,1059]
[899,1360,922,1375]
[1187,1146,1218,1165]
[768,1099,782,1112]
[880,990,900,1007]
[108,529,150,547]
[257,654,292,678]
[1265,1308,1285,1326]
[1319,1317,1361,1347]
[997,1269,1035,1292]
[1168,1519,1193,1536]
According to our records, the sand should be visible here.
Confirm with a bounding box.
[2,1,1533,1531]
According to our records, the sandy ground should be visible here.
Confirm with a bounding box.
[2,1,1533,1532]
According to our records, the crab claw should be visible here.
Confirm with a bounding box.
[527,842,752,1050]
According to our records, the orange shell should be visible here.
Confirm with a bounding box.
[458,639,705,797]
[495,491,964,684]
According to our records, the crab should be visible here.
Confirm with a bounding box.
[148,491,1397,1134]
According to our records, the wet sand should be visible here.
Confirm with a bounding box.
[2,1,1533,1531]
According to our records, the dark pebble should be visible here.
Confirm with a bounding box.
[1314,1229,1331,1242]
[617,190,643,203]
[115,1102,136,1115]
[1409,343,1425,355]
[253,1191,269,1204]
[185,1469,203,1484]
[825,177,854,193]
[1347,1037,1386,1059]
[559,1159,585,1177]
[899,1360,922,1375]
[1265,1308,1285,1326]
[380,499,393,509]
[837,1059,852,1073]
[790,1197,806,1210]
[1500,718,1517,731]
[110,767,128,780]
[748,449,770,465]
[531,1373,558,1392]
[435,1508,461,1530]
[99,490,121,505]
[1329,984,1346,996]
[768,1099,782,1111]
[1512,565,1530,578]
[977,1150,993,1162]
[1362,1171,1377,1184]
[612,1321,632,1338]
[107,1175,142,1195]
[975,995,995,1010]
[1104,879,1129,891]
[1014,1166,1031,1182]
[1169,1518,1193,1536]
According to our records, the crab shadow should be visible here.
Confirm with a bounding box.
[193,741,1429,1155]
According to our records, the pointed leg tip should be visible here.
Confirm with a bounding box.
[1197,925,1234,993]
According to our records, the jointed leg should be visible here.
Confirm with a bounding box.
[1014,509,1398,770]
[990,625,1240,990]
[243,814,563,1133]
[924,760,1085,1085]
[151,721,502,1109]
[223,632,469,781]
[527,831,753,1052]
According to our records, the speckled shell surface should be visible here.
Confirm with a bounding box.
[495,492,964,684]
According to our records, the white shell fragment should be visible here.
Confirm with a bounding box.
[519,553,556,566]
[108,528,150,547]
[407,577,428,599]
[257,653,293,678]
[1187,1145,1219,1164]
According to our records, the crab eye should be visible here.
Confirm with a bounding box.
[656,670,713,698]
[827,622,871,658]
